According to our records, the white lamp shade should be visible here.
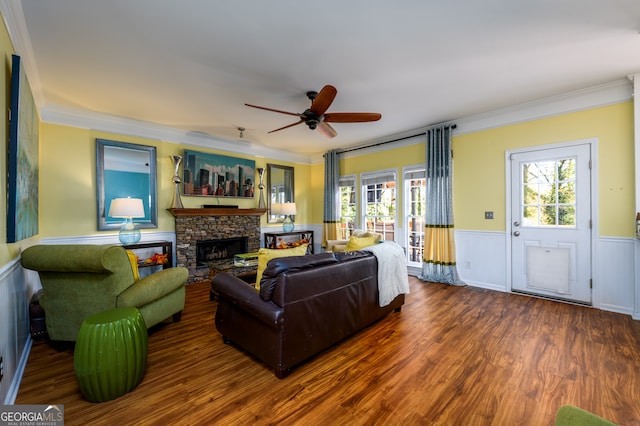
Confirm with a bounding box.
[271,203,283,215]
[109,198,145,218]
[281,202,296,216]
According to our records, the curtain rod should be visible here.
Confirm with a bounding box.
[337,124,456,155]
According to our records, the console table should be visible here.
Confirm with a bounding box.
[264,230,314,254]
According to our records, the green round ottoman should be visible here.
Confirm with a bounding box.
[74,307,148,402]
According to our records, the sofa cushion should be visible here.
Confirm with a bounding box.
[255,244,308,290]
[259,253,338,301]
[345,235,378,251]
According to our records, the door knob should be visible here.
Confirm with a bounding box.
[513,231,520,237]
[513,221,520,227]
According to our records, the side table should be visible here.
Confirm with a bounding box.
[123,240,173,270]
[263,230,314,254]
[74,307,148,402]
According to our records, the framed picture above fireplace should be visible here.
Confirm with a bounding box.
[182,149,256,198]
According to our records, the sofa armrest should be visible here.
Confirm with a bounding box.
[212,273,283,328]
[325,239,348,252]
[118,267,188,307]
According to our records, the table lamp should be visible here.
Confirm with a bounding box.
[109,197,145,244]
[281,202,296,232]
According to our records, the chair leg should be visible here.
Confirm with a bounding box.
[172,311,182,322]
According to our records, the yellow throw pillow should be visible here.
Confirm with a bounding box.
[345,235,378,251]
[255,244,308,290]
[125,250,140,281]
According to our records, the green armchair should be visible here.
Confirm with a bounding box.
[21,244,189,342]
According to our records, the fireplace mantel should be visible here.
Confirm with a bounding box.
[168,208,267,217]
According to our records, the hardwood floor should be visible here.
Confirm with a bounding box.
[16,277,640,425]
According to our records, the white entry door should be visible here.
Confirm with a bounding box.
[510,143,592,304]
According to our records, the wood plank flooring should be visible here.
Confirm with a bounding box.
[16,277,640,425]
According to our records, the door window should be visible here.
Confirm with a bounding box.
[521,158,576,227]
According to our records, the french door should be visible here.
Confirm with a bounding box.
[510,143,592,304]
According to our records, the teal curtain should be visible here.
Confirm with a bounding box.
[323,150,340,247]
[419,125,464,285]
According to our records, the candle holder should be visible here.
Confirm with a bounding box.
[257,167,266,209]
[170,156,184,209]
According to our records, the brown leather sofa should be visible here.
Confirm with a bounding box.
[211,251,405,378]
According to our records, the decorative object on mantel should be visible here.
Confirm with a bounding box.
[170,156,184,209]
[257,167,266,209]
[109,198,145,244]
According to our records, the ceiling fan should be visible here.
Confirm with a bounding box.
[244,85,381,138]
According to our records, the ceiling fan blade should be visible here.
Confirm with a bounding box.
[317,121,337,139]
[268,120,304,134]
[323,112,382,123]
[245,103,303,117]
[309,85,337,116]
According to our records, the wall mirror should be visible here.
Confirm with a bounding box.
[97,139,158,230]
[267,163,294,223]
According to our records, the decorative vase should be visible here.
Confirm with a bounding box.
[257,167,266,209]
[170,156,184,209]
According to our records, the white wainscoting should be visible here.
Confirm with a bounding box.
[455,230,636,315]
[596,237,636,315]
[0,259,33,404]
[455,230,508,292]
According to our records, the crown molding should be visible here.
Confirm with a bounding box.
[455,79,633,135]
[40,104,314,164]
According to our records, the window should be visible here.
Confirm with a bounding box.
[521,157,576,227]
[338,176,357,239]
[361,171,396,241]
[404,168,426,266]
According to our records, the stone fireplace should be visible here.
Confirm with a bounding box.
[170,208,265,283]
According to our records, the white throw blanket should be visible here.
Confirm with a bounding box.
[362,241,410,307]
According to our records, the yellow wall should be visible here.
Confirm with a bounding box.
[38,123,313,238]
[332,102,633,238]
[453,102,635,236]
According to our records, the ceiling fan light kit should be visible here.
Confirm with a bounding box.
[245,85,381,139]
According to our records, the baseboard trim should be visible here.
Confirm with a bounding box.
[4,336,32,405]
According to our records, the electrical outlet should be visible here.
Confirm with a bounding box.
[465,260,471,269]
[484,211,494,220]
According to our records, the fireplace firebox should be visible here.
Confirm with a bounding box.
[196,237,248,267]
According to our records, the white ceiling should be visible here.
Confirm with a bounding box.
[7,0,640,157]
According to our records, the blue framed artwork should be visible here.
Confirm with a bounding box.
[183,149,256,198]
[7,54,39,243]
